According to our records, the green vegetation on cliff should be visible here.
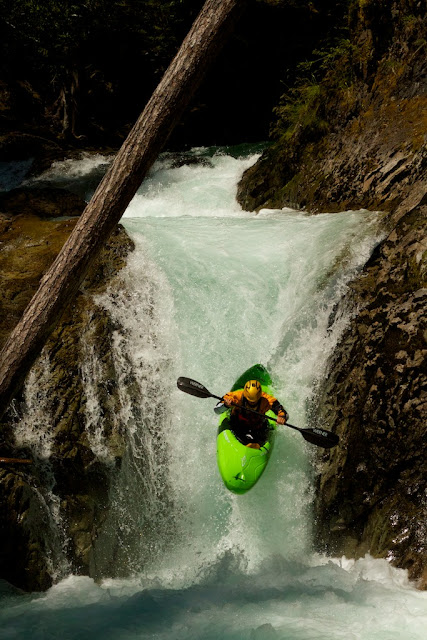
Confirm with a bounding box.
[237,0,426,213]
[1,1,363,152]
[236,0,427,587]
[1,0,200,143]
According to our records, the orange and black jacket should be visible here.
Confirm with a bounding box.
[223,390,287,429]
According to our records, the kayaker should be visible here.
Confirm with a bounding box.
[214,379,288,449]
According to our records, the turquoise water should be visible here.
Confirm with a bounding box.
[2,148,426,639]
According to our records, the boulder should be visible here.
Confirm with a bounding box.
[0,186,134,590]
[312,204,427,586]
[236,1,427,586]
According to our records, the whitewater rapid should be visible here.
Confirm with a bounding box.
[1,147,426,639]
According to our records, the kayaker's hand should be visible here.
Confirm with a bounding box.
[276,415,286,425]
[223,395,233,408]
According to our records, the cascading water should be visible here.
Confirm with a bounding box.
[1,147,426,639]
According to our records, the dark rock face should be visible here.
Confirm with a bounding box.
[0,186,86,219]
[0,467,55,591]
[312,204,427,587]
[237,2,427,586]
[237,7,426,214]
[0,187,134,591]
[0,2,338,150]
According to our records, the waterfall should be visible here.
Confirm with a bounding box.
[3,146,426,640]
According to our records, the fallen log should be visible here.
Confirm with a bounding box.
[0,0,246,419]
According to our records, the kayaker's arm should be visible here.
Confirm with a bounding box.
[268,397,289,425]
[214,391,241,414]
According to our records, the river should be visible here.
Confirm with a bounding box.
[1,147,426,639]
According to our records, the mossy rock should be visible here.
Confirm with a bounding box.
[0,185,134,590]
[313,204,427,585]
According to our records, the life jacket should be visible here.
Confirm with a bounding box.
[223,388,287,428]
[232,397,265,429]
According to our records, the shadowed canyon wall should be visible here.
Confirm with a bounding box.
[0,188,134,590]
[237,0,426,586]
[0,0,425,590]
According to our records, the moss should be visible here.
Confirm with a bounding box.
[238,0,426,214]
[272,83,329,145]
[0,187,136,589]
[313,204,427,581]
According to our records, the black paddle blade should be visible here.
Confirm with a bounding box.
[300,427,339,449]
[177,377,213,398]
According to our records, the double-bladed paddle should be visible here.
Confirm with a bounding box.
[177,376,339,449]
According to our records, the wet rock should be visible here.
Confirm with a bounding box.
[0,132,68,182]
[237,2,427,586]
[0,186,86,219]
[312,204,427,586]
[0,213,80,349]
[168,153,213,169]
[0,186,134,590]
[250,624,278,639]
[0,467,53,591]
[0,132,63,164]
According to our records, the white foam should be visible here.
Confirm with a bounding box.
[3,148,426,640]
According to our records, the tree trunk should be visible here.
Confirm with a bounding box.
[0,0,246,418]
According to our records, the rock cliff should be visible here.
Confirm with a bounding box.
[313,203,426,587]
[237,1,426,586]
[0,0,425,592]
[237,4,426,215]
[0,187,134,591]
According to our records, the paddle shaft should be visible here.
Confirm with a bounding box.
[176,376,339,448]
[181,381,310,432]
[213,394,284,424]
[177,380,284,423]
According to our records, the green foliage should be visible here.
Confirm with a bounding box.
[271,82,328,144]
[1,0,194,74]
[271,36,356,145]
[301,39,356,84]
[0,0,203,138]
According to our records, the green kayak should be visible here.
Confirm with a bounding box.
[216,364,277,495]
